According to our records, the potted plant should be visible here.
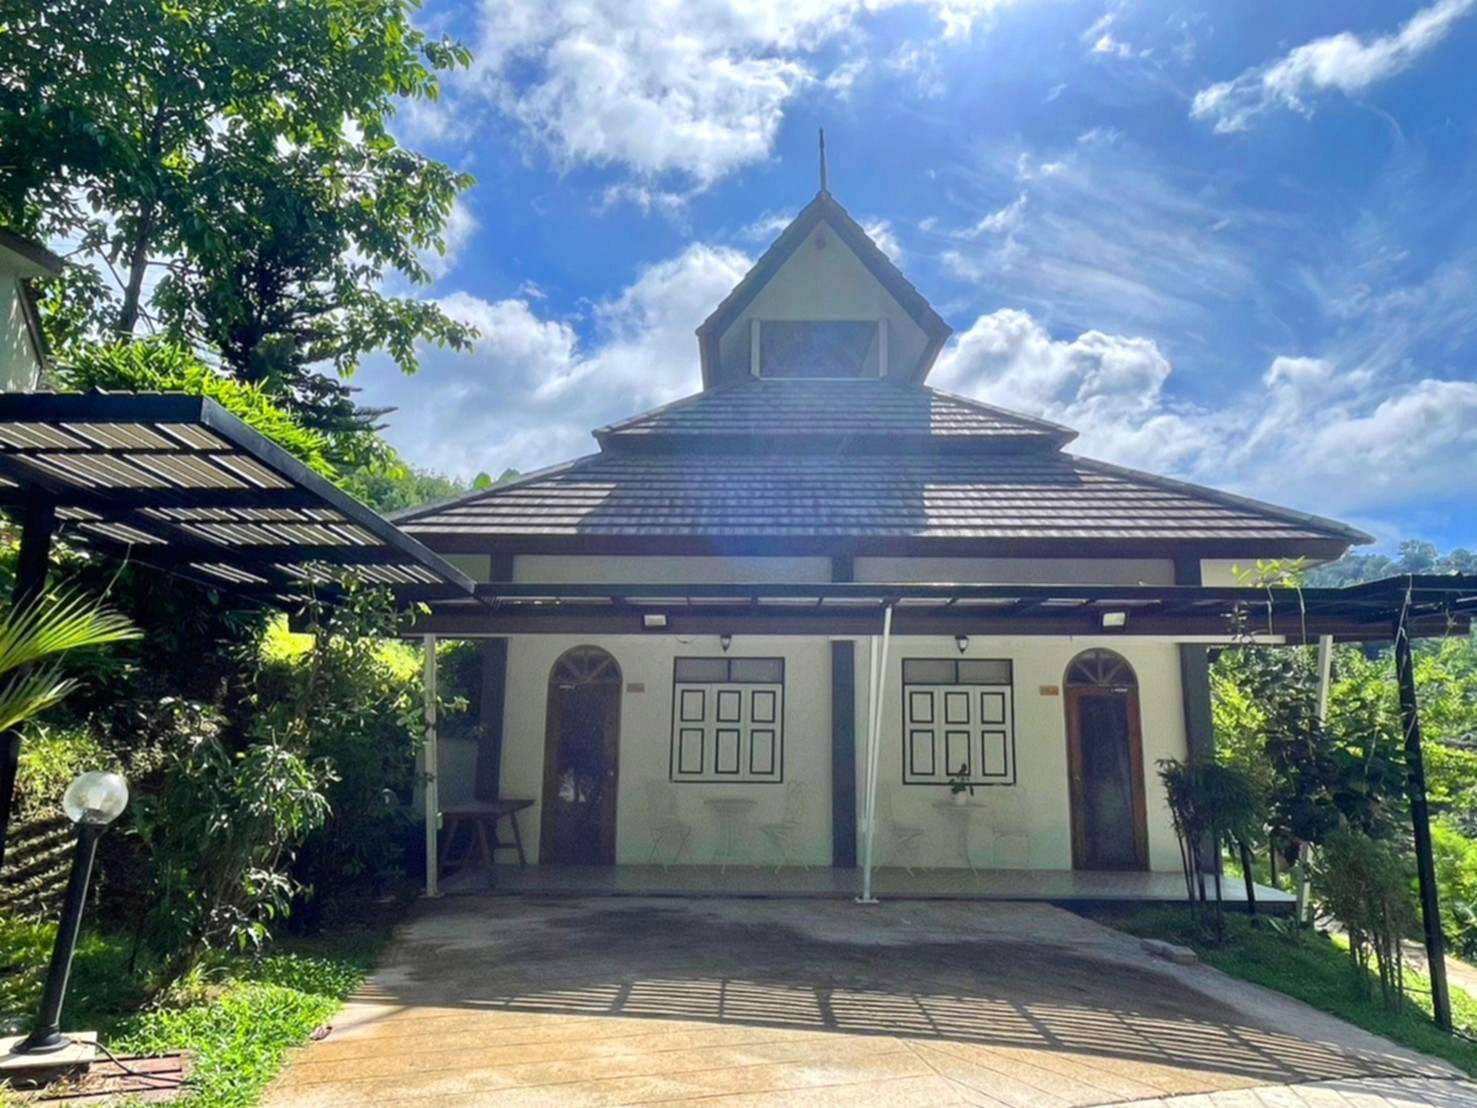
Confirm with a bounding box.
[948,764,974,806]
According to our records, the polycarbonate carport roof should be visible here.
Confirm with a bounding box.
[0,393,476,607]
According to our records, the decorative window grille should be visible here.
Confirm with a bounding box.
[901,658,1015,786]
[670,657,785,783]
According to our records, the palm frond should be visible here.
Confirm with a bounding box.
[0,589,140,679]
[0,665,81,734]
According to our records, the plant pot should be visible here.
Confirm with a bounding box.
[951,791,969,807]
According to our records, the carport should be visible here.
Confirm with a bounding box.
[0,392,1469,1033]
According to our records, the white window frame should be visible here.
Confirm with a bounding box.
[670,657,785,783]
[749,318,887,378]
[901,658,1016,787]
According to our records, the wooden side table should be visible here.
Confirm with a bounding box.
[439,799,534,884]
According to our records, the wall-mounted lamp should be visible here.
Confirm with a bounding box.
[955,634,969,654]
[1100,610,1128,630]
[642,613,668,629]
[720,634,732,653]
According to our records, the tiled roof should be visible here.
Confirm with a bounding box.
[596,379,1074,451]
[397,450,1369,545]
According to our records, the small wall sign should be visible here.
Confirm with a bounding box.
[1039,685,1061,697]
[627,682,645,693]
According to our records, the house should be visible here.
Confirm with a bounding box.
[0,230,61,393]
[394,187,1369,881]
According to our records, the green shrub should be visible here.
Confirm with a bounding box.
[1433,820,1477,959]
[131,707,331,982]
[251,585,425,931]
[1313,827,1416,1011]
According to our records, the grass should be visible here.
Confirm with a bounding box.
[1086,904,1477,1077]
[0,922,382,1108]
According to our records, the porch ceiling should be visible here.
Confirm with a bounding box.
[411,575,1477,644]
[0,393,477,608]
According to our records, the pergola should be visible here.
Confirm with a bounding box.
[0,392,475,874]
[0,393,1469,1030]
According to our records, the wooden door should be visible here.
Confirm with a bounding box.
[1065,651,1149,871]
[540,647,622,864]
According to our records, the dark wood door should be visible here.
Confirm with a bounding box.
[1065,686,1149,870]
[540,649,621,864]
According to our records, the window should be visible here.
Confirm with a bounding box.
[901,658,1015,786]
[752,320,884,378]
[671,658,784,783]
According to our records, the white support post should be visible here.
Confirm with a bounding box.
[1295,634,1335,924]
[423,634,441,898]
[857,605,893,905]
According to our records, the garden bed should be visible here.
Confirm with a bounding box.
[1082,904,1477,1077]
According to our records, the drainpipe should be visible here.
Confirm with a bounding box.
[423,634,441,898]
[857,604,893,904]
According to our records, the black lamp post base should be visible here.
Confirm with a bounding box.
[14,1028,71,1054]
[0,1030,97,1080]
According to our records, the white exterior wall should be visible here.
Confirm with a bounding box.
[495,633,834,867]
[855,557,1175,585]
[478,628,1188,873]
[854,635,1184,872]
[514,555,833,584]
[0,277,42,393]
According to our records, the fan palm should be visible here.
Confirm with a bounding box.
[0,589,140,732]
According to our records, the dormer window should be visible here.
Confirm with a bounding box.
[750,319,887,379]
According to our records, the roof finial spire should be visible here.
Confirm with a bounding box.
[818,128,828,194]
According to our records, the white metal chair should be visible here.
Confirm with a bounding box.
[988,789,1031,867]
[759,781,808,872]
[881,784,926,874]
[642,779,693,867]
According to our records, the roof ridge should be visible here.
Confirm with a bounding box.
[1067,453,1374,545]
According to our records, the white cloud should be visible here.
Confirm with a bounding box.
[940,133,1254,337]
[863,219,905,262]
[439,0,1016,187]
[957,192,1027,237]
[357,243,752,478]
[932,309,1477,517]
[1191,0,1477,132]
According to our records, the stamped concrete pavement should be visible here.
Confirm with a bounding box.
[263,898,1475,1107]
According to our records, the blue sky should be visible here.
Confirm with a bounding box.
[351,0,1477,552]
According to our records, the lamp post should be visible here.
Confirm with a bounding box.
[16,772,128,1055]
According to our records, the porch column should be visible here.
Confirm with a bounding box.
[423,634,441,898]
[1394,597,1451,1030]
[830,641,857,868]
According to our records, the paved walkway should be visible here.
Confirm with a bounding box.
[263,899,1474,1108]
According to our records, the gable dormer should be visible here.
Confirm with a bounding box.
[696,191,952,389]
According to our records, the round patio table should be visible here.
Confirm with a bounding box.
[933,800,980,875]
[704,797,757,873]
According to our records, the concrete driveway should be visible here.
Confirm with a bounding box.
[263,898,1472,1107]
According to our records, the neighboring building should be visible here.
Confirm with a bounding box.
[0,230,61,393]
[396,188,1369,877]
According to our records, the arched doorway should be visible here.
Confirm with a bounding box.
[1064,649,1149,871]
[540,647,622,864]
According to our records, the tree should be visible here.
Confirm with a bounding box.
[0,0,476,437]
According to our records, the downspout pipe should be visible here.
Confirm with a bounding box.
[423,634,441,898]
[857,604,893,904]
